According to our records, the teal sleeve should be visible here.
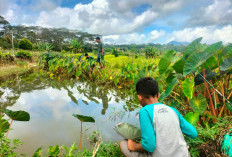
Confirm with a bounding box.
[139,107,156,152]
[171,108,198,139]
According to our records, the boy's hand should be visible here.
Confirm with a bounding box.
[128,139,145,152]
[128,139,137,151]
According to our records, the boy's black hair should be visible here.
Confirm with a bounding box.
[136,77,159,98]
[85,53,88,56]
[96,37,100,40]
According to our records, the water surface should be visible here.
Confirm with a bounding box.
[0,73,139,156]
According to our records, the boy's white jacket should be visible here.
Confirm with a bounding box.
[139,103,197,157]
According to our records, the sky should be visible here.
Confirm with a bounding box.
[0,0,232,44]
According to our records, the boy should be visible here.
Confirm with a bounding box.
[85,53,94,61]
[95,37,105,68]
[85,53,95,69]
[120,77,198,157]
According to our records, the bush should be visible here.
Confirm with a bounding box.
[3,53,15,62]
[18,38,33,50]
[61,50,67,53]
[112,47,119,57]
[0,51,2,60]
[16,50,32,60]
[145,46,157,58]
[0,37,12,49]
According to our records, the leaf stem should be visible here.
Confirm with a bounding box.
[6,119,13,138]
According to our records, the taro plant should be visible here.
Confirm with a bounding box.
[0,116,10,134]
[114,123,141,142]
[0,114,25,157]
[1,109,30,138]
[16,50,32,60]
[157,37,232,126]
[72,114,95,150]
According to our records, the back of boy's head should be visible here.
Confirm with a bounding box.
[85,53,88,56]
[136,77,159,98]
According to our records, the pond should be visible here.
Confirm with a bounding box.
[0,72,140,156]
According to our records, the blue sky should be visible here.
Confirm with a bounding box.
[0,0,232,44]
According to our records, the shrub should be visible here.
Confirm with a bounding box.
[18,38,33,50]
[0,37,12,49]
[0,51,2,60]
[3,53,15,62]
[61,50,67,53]
[112,47,119,57]
[145,46,157,58]
[16,50,32,60]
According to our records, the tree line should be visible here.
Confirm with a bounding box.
[0,15,100,52]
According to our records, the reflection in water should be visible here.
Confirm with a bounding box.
[0,72,139,156]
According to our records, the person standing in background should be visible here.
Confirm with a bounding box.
[96,37,105,68]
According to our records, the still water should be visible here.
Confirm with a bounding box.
[0,73,140,156]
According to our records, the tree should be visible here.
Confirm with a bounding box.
[0,15,10,37]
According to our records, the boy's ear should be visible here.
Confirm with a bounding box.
[137,95,143,101]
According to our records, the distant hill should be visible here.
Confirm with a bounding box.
[167,41,189,46]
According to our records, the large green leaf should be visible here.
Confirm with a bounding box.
[173,59,185,74]
[73,114,95,123]
[174,73,185,81]
[182,78,194,99]
[189,94,208,115]
[158,50,174,74]
[159,78,178,101]
[166,72,175,83]
[183,42,223,76]
[1,109,30,121]
[204,41,223,54]
[133,67,146,87]
[184,37,203,59]
[204,56,218,70]
[184,112,199,125]
[223,43,232,56]
[0,116,10,133]
[68,91,78,105]
[220,57,232,71]
[114,123,141,140]
[194,70,217,85]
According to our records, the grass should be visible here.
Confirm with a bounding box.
[0,63,37,79]
[0,49,41,79]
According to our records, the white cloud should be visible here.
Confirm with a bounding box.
[166,25,232,44]
[103,30,165,44]
[104,33,146,44]
[35,0,160,35]
[103,25,232,45]
[189,0,232,26]
[148,30,166,41]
